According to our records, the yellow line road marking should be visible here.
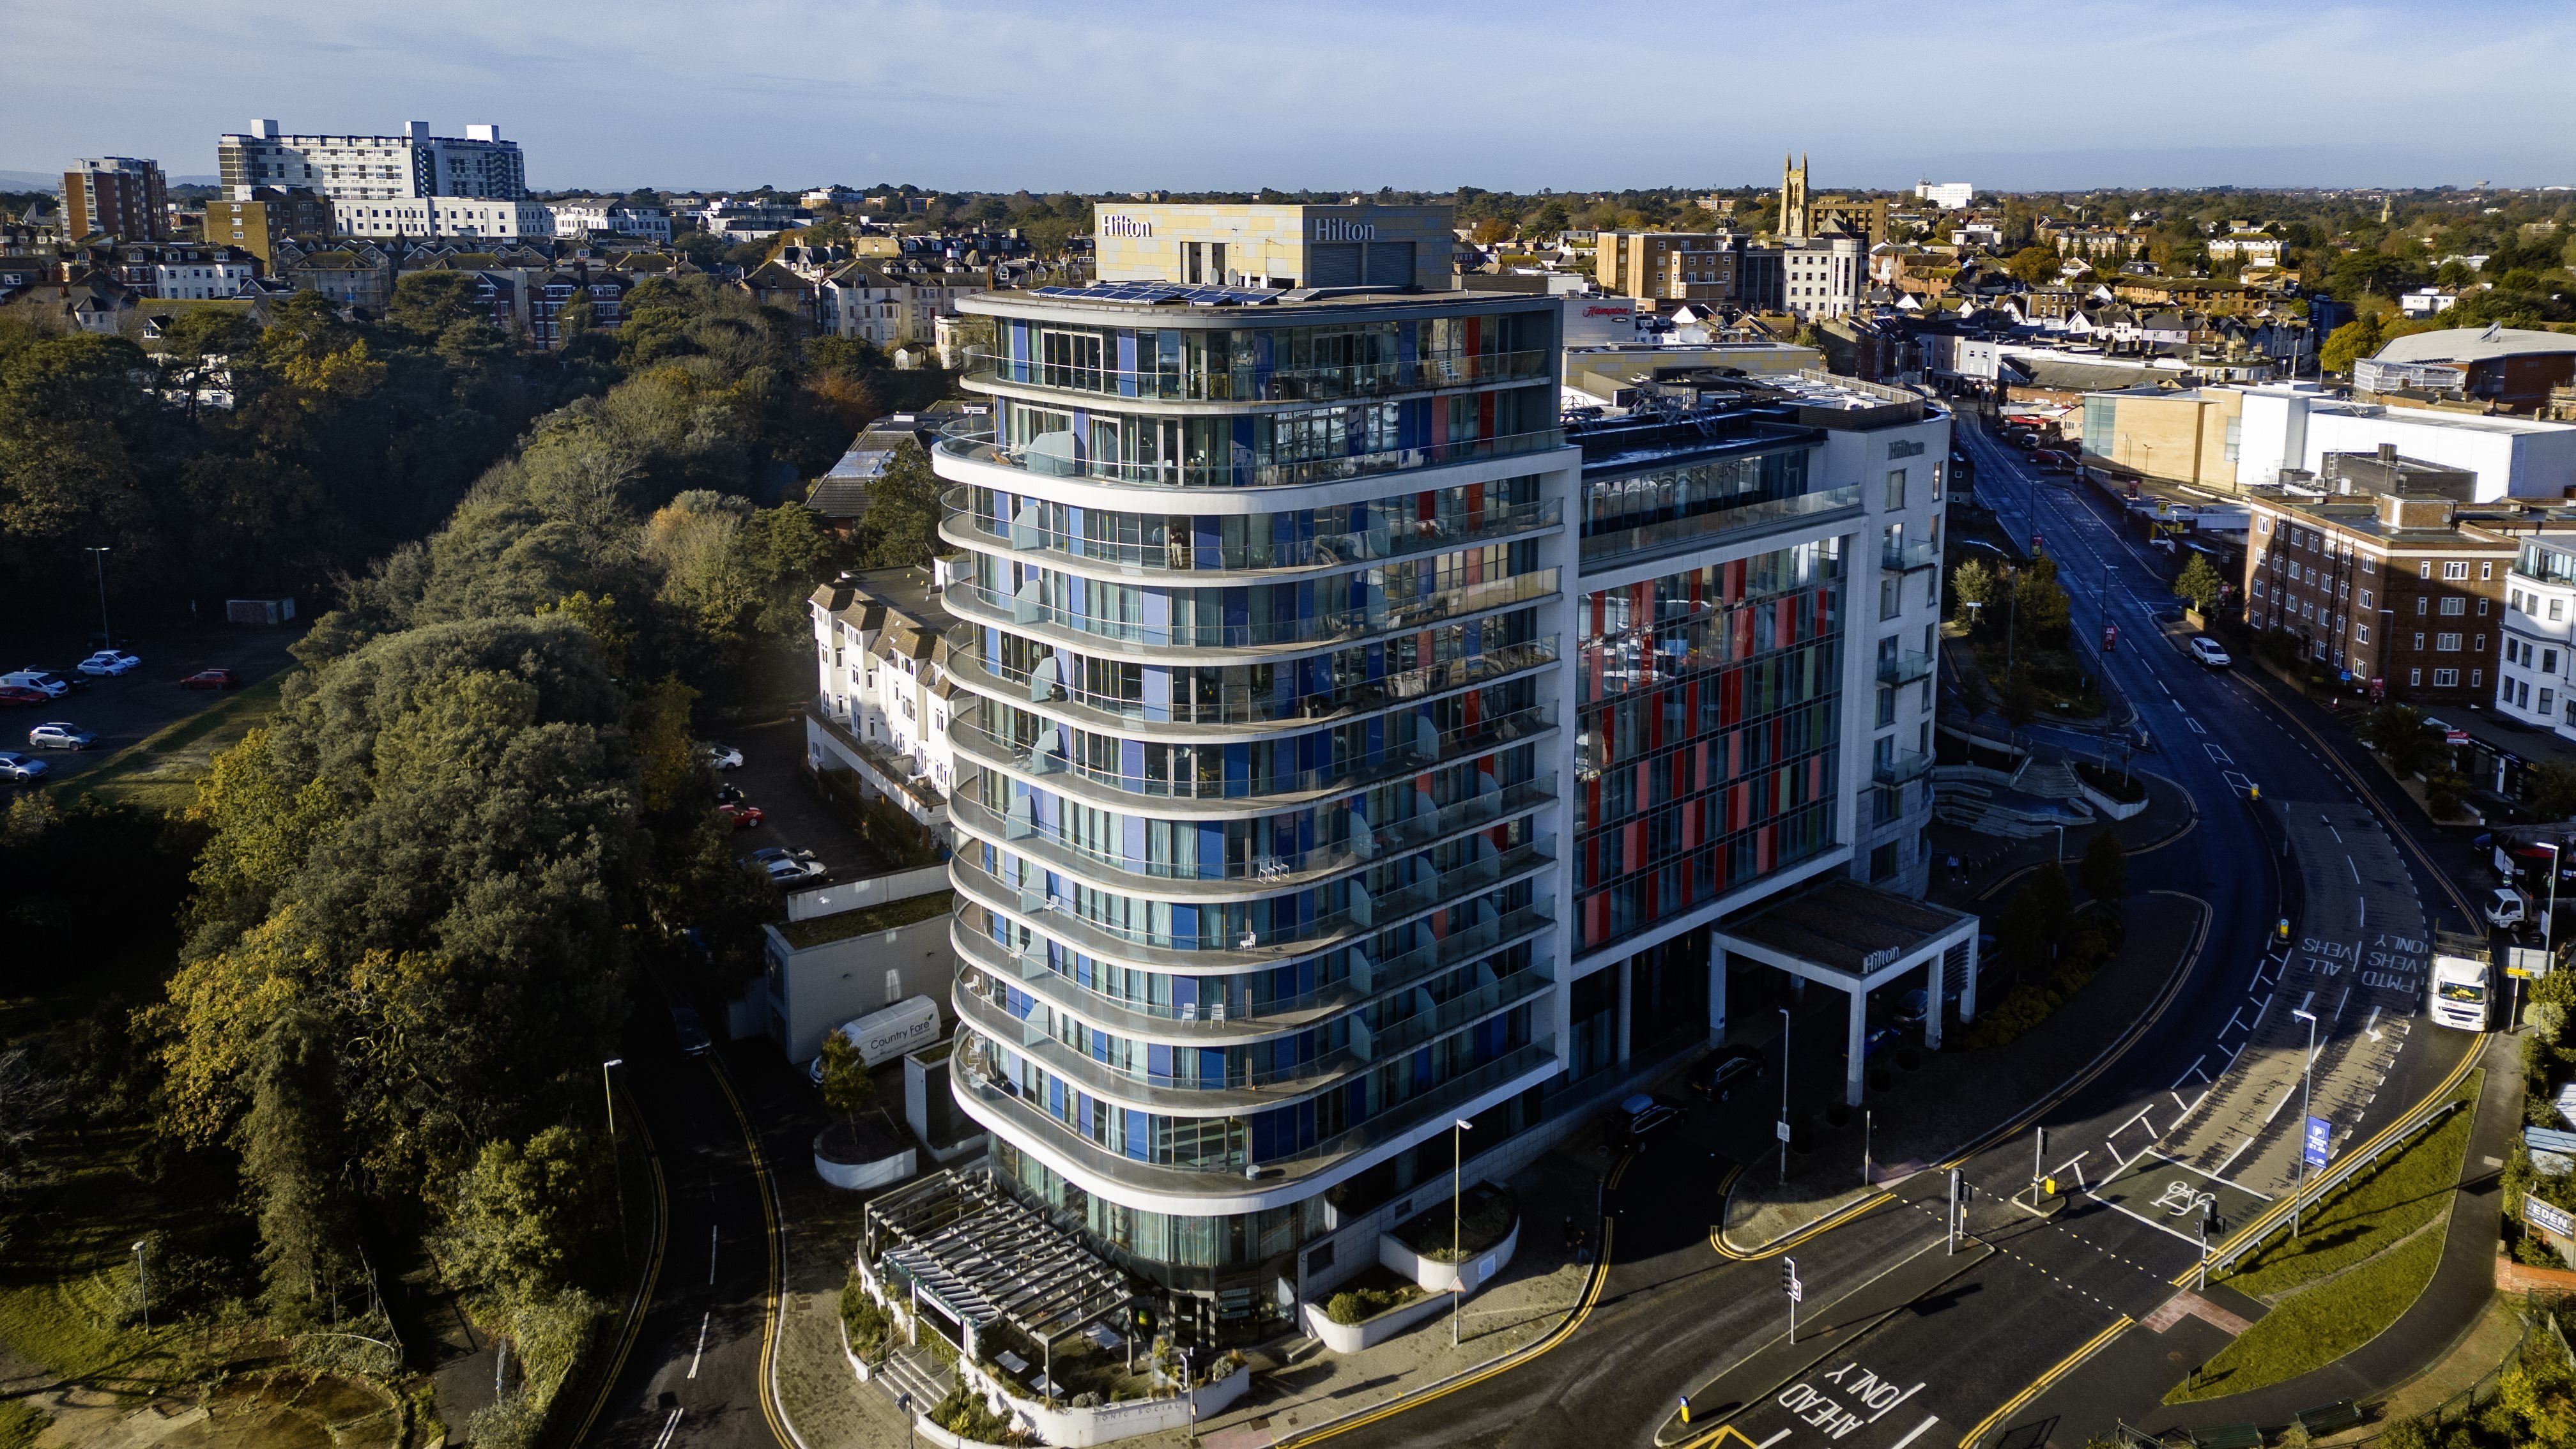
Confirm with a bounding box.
[1957,1313,2131,1449]
[707,1055,799,1449]
[569,1074,668,1448]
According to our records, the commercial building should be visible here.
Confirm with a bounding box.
[1593,231,1737,303]
[549,198,672,243]
[1089,201,1452,291]
[216,119,544,240]
[1915,181,1974,211]
[2354,325,2576,415]
[1779,236,1864,319]
[64,158,169,241]
[2083,381,2576,500]
[905,201,1952,1340]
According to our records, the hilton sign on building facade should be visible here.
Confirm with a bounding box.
[1091,202,1454,292]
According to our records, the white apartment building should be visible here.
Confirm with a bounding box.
[820,204,1961,1347]
[1781,236,1864,319]
[816,263,992,346]
[333,196,555,241]
[218,119,540,240]
[153,257,256,300]
[552,199,672,243]
[2208,233,2284,267]
[1915,181,1974,210]
[809,569,962,827]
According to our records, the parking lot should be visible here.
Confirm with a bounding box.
[712,711,900,885]
[1,620,307,791]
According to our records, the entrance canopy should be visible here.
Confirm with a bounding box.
[1713,877,1979,1104]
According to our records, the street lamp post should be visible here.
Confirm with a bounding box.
[84,547,111,649]
[1451,1117,1473,1347]
[2291,1008,2318,1238]
[1778,1006,1793,1186]
[602,1059,629,1261]
[133,1240,148,1331]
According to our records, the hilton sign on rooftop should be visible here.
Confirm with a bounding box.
[1313,217,1375,241]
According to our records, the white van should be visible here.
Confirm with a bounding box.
[808,995,941,1082]
[1,670,69,698]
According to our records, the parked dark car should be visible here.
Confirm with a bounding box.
[1686,1046,1765,1101]
[671,1005,713,1056]
[1618,1092,1687,1145]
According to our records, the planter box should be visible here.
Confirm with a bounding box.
[947,1354,1250,1448]
[2076,779,2150,822]
[1379,1211,1521,1295]
[813,1121,916,1190]
[1302,1291,1448,1354]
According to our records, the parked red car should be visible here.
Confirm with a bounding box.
[717,801,765,830]
[0,685,45,708]
[180,668,241,689]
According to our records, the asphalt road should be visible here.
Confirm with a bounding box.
[583,989,790,1449]
[1311,414,2489,1449]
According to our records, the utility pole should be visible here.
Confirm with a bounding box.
[2292,1008,2319,1238]
[1947,1169,1961,1254]
[2033,1124,2046,1195]
[1781,1257,1801,1344]
[602,1059,629,1261]
[1451,1117,1472,1347]
[133,1240,149,1331]
[1777,1007,1793,1186]
[1862,1109,1872,1190]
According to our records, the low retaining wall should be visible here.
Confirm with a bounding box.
[2076,779,2149,822]
[1302,1289,1450,1354]
[816,1142,916,1190]
[1380,1213,1521,1295]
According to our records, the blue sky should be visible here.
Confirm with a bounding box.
[6,0,2572,194]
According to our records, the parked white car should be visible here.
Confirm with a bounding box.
[2188,636,2232,668]
[706,742,745,770]
[77,651,141,677]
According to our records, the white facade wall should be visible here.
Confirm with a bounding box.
[152,261,256,300]
[2302,404,2576,502]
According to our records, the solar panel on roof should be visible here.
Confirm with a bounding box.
[1026,280,1281,306]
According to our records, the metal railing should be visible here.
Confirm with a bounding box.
[942,486,1563,573]
[946,567,1557,650]
[964,346,1554,404]
[1872,749,1933,786]
[2204,1096,2470,1278]
[935,424,1569,491]
[1876,649,1934,686]
[1579,484,1862,565]
[1882,537,1940,572]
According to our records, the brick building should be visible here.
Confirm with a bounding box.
[2241,486,2514,702]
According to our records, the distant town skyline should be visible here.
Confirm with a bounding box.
[5,0,2573,195]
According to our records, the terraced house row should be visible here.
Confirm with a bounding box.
[824,203,1958,1338]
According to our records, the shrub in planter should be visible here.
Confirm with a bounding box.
[1325,1283,1417,1324]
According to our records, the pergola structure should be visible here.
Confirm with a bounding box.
[1712,877,1980,1106]
[864,1169,1138,1397]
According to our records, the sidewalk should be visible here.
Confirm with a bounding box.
[1722,893,2211,1251]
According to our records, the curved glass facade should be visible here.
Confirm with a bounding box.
[940,288,1574,1304]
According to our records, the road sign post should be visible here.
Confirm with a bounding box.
[1782,1258,1802,1342]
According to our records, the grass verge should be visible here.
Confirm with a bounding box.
[55,671,286,812]
[2220,1071,2480,1300]
[2166,1226,2446,1403]
[0,1399,50,1449]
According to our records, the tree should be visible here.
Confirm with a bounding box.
[2005,244,2061,286]
[240,1009,356,1323]
[2025,861,2074,944]
[1951,559,1998,624]
[2172,554,2224,615]
[850,438,943,569]
[2528,760,2576,824]
[433,1126,601,1303]
[817,1030,880,1128]
[2000,667,2039,726]
[2082,831,2129,912]
[2014,565,2072,645]
[2319,315,2383,374]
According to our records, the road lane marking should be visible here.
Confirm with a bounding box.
[652,1408,684,1449]
[1889,1415,1940,1449]
[688,1310,709,1379]
[2184,716,2204,733]
[1752,1432,1791,1449]
[2204,744,2232,763]
[709,1224,719,1285]
[2250,991,2276,1032]
[2170,1055,2209,1091]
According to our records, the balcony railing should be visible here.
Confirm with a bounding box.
[953,836,1555,960]
[949,773,1556,894]
[942,487,1563,574]
[936,424,1569,492]
[953,1033,1559,1194]
[951,627,1557,730]
[953,898,1557,1034]
[1871,749,1932,786]
[949,698,1560,804]
[1579,484,1862,566]
[1876,648,1934,686]
[963,347,1554,406]
[1882,538,1940,572]
[946,567,1558,652]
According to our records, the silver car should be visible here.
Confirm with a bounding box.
[28,723,96,750]
[0,751,51,782]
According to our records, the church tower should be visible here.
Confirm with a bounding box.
[1781,151,1809,240]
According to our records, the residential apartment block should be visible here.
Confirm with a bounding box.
[206,188,334,265]
[1593,231,1737,303]
[2241,477,2511,702]
[855,202,1956,1342]
[221,119,526,204]
[2493,522,2576,734]
[64,158,169,241]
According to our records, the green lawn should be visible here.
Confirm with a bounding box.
[55,671,288,813]
[2221,1071,2480,1300]
[2167,1226,2446,1402]
[0,1399,50,1449]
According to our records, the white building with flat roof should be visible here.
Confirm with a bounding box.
[220,119,526,204]
[2227,383,2576,499]
[1915,181,1974,210]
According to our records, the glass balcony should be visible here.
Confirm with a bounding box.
[950,773,1556,896]
[1882,538,1940,572]
[963,346,1554,406]
[952,963,1554,1111]
[941,487,1563,575]
[946,568,1558,653]
[951,627,1557,731]
[953,836,1555,963]
[1876,648,1934,686]
[1871,749,1932,786]
[936,424,1568,492]
[953,898,1557,1034]
[953,1033,1560,1196]
[949,698,1560,806]
[1579,484,1862,567]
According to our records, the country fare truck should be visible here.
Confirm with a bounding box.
[2430,933,2491,1033]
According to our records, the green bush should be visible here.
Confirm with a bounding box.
[930,1371,1020,1441]
[1324,1283,1418,1324]
[840,1278,891,1361]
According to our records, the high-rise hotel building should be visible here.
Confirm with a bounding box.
[928,203,1946,1329]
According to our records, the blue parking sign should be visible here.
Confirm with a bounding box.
[2304,1116,2332,1169]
